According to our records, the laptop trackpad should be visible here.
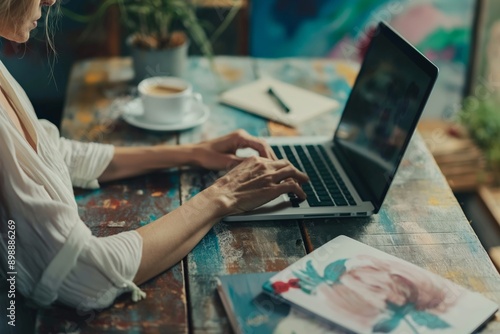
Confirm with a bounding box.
[245,195,291,215]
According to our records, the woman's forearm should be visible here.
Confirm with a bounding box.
[131,155,308,285]
[132,185,230,284]
[98,144,197,182]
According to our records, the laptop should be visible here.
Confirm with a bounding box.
[223,21,438,222]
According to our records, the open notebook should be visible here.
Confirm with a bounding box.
[219,77,339,127]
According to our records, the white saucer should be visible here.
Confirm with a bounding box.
[122,98,210,131]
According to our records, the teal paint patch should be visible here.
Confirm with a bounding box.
[325,64,351,107]
[461,229,482,253]
[222,108,268,137]
[189,187,200,198]
[378,209,397,234]
[128,312,141,333]
[167,174,179,198]
[75,189,102,203]
[139,214,158,227]
[190,228,224,275]
[171,264,184,283]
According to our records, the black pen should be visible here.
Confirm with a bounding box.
[267,87,291,113]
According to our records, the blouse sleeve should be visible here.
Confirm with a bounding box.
[0,123,144,310]
[39,120,114,189]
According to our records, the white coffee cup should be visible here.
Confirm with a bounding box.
[138,77,202,124]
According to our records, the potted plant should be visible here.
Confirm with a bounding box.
[459,88,500,183]
[64,0,240,82]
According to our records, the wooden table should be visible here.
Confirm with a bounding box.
[35,57,500,333]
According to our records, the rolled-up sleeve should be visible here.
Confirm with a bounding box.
[58,231,144,310]
[0,122,144,311]
[39,120,114,189]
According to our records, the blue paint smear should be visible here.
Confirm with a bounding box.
[129,312,141,334]
[74,189,102,203]
[378,209,396,234]
[190,227,224,274]
[324,64,351,108]
[167,174,178,198]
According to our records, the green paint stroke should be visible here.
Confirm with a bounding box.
[417,27,469,51]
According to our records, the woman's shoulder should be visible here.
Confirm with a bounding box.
[0,61,43,123]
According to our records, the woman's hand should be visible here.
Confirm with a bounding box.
[191,130,277,170]
[206,156,309,216]
[134,146,308,285]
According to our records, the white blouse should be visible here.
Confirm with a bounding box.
[0,61,146,310]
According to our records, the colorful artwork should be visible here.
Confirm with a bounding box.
[250,0,476,119]
[271,257,454,333]
[251,0,474,63]
[264,236,498,334]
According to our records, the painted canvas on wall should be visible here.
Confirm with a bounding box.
[251,0,473,63]
[250,0,476,119]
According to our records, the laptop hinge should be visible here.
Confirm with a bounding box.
[330,142,381,213]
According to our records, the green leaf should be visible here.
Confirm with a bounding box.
[291,270,320,292]
[410,310,450,329]
[291,260,326,293]
[373,316,403,333]
[386,301,415,315]
[262,281,274,294]
[323,259,347,283]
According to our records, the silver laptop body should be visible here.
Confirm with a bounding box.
[223,22,438,222]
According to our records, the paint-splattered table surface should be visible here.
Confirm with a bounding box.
[36,57,500,333]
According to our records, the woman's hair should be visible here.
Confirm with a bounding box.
[0,0,31,32]
[0,0,60,53]
[44,2,61,55]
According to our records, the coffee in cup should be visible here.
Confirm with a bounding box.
[138,77,202,124]
[143,84,185,96]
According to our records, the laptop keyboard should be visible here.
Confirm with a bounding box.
[271,145,356,207]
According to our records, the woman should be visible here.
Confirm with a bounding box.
[0,0,308,310]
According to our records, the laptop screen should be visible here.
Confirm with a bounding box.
[334,22,437,211]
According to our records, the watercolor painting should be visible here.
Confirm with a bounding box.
[264,236,498,334]
[270,256,454,333]
[467,0,500,97]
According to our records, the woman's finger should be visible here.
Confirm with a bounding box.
[233,131,277,160]
[275,179,307,200]
[270,165,309,184]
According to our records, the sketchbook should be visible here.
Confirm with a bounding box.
[219,77,339,127]
[263,235,499,334]
[217,272,340,334]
